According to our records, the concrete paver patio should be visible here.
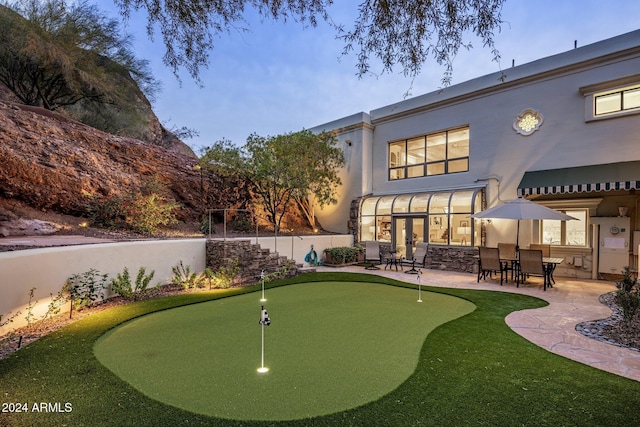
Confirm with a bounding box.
[316,264,640,382]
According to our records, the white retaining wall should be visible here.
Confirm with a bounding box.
[0,239,206,336]
[0,235,352,336]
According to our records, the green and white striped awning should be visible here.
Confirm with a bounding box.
[517,161,640,197]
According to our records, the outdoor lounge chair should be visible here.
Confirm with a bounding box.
[402,242,428,274]
[517,249,550,290]
[364,241,382,269]
[477,246,507,285]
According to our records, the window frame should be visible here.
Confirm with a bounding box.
[582,79,640,122]
[538,208,589,248]
[388,126,469,181]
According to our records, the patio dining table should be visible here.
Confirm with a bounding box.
[542,257,564,286]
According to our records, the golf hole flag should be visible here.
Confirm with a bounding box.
[259,305,271,326]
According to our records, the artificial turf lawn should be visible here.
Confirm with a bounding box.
[94,281,475,420]
[1,271,640,426]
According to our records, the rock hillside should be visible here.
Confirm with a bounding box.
[0,100,245,234]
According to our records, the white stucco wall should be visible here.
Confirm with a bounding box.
[311,113,372,234]
[0,239,205,336]
[0,235,353,336]
[310,30,640,250]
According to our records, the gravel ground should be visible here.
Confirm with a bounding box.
[576,291,640,351]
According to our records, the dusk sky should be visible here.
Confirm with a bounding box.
[102,1,639,152]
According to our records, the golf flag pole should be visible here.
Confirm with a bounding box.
[260,270,266,302]
[417,269,423,302]
[258,305,270,373]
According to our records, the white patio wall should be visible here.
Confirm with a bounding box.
[0,234,352,336]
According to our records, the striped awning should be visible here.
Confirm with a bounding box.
[517,161,640,197]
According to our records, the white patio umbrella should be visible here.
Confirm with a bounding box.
[471,198,578,249]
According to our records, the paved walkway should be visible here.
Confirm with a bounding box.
[315,265,640,382]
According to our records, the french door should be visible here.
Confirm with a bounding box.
[392,217,425,259]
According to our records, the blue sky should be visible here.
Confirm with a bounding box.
[101,1,639,153]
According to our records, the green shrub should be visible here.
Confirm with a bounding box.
[124,192,180,234]
[84,178,181,234]
[324,246,360,264]
[615,266,640,322]
[171,261,204,289]
[110,267,155,301]
[230,212,254,232]
[86,192,125,228]
[209,259,240,289]
[67,269,109,309]
[199,215,217,235]
[262,259,298,283]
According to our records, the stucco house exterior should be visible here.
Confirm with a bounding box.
[311,29,640,280]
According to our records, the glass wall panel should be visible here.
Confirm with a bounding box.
[392,194,411,213]
[566,210,587,246]
[407,137,425,165]
[426,132,446,162]
[450,191,474,213]
[360,216,376,241]
[361,197,379,216]
[389,168,405,180]
[407,165,424,178]
[624,88,640,110]
[428,193,451,244]
[389,141,406,167]
[360,190,482,246]
[447,128,469,158]
[540,209,587,246]
[596,93,621,115]
[410,193,430,212]
[448,158,468,173]
[377,196,394,215]
[426,162,445,176]
[378,216,391,241]
[429,193,450,214]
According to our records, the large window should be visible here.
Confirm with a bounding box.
[389,127,469,180]
[540,209,587,246]
[359,190,482,246]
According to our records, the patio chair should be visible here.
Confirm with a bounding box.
[477,247,507,285]
[402,242,428,274]
[498,242,517,281]
[364,241,382,269]
[517,249,550,291]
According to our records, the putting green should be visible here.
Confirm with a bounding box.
[94,281,475,421]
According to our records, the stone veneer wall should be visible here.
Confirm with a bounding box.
[426,246,478,273]
[206,240,296,284]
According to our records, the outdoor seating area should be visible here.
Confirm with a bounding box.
[369,241,429,274]
[476,245,565,291]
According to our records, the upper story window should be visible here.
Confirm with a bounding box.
[581,78,640,122]
[595,85,640,116]
[389,126,469,180]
